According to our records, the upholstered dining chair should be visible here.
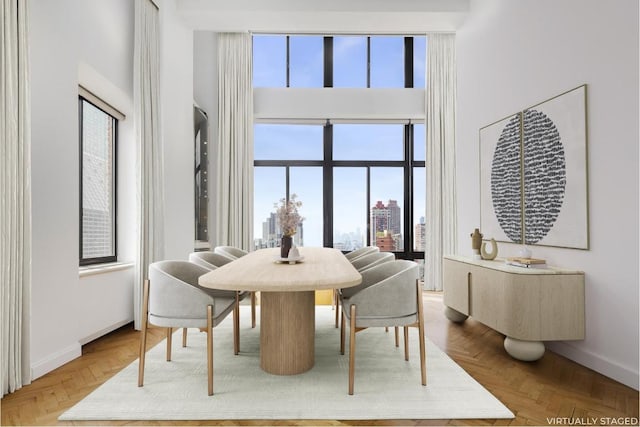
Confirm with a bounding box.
[338,260,426,395]
[350,251,395,272]
[335,251,395,327]
[188,251,254,351]
[213,246,257,328]
[334,246,380,317]
[344,246,379,262]
[138,260,238,396]
[214,245,248,260]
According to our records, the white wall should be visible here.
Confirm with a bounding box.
[159,0,196,260]
[456,0,639,389]
[30,0,136,378]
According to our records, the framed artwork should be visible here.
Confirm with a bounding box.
[479,85,589,249]
[480,113,523,244]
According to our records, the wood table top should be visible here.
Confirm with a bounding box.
[198,247,362,292]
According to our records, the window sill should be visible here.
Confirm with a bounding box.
[79,262,134,278]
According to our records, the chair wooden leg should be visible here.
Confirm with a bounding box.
[233,292,240,355]
[417,279,427,386]
[251,291,256,328]
[348,304,356,395]
[166,328,172,361]
[334,292,340,328]
[404,326,409,361]
[138,279,150,387]
[182,328,188,347]
[207,305,214,396]
[340,311,346,355]
[394,326,399,347]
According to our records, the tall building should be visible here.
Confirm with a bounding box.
[414,216,425,251]
[370,200,402,251]
[370,200,388,238]
[387,199,402,235]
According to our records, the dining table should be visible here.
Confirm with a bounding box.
[198,246,362,375]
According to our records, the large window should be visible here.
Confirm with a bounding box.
[253,34,426,89]
[254,122,425,262]
[252,35,426,265]
[79,95,118,265]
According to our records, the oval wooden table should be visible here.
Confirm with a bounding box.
[198,247,362,375]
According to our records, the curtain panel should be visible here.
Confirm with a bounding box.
[133,0,164,330]
[425,33,458,291]
[216,33,254,251]
[1,0,32,395]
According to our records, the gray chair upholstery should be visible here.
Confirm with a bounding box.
[339,260,426,395]
[189,251,234,271]
[211,246,257,328]
[335,251,395,327]
[214,246,249,260]
[188,251,255,345]
[350,251,395,272]
[344,246,379,262]
[138,260,238,396]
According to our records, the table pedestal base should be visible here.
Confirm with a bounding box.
[260,291,315,375]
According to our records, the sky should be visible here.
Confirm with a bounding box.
[252,35,426,249]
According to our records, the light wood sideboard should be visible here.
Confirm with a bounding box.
[443,255,585,361]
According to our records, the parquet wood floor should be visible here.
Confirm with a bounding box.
[1,292,638,426]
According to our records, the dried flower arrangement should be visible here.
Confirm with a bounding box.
[275,194,304,237]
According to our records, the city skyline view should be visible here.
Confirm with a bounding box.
[252,35,427,256]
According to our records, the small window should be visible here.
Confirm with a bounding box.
[333,124,404,160]
[254,124,323,160]
[289,36,324,87]
[370,36,405,88]
[333,36,367,88]
[79,95,118,265]
[413,36,427,89]
[253,35,287,87]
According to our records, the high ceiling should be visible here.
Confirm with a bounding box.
[177,0,469,33]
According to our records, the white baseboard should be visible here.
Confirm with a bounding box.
[547,341,639,390]
[79,318,133,345]
[31,343,82,381]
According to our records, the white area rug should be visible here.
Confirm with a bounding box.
[59,306,513,421]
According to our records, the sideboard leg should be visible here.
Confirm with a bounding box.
[444,306,469,323]
[504,337,545,361]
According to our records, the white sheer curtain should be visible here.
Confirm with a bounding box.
[1,0,32,395]
[425,33,458,291]
[133,0,164,329]
[216,33,254,251]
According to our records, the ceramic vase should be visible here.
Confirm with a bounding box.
[281,235,293,258]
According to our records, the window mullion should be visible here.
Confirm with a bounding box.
[366,36,371,88]
[323,122,333,247]
[286,35,290,88]
[404,37,414,89]
[324,37,332,88]
[404,124,413,257]
[366,166,371,246]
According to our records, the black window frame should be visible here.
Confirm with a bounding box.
[253,35,425,261]
[79,96,118,266]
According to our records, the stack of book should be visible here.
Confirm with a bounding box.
[505,257,547,269]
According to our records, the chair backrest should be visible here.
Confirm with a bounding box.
[353,260,420,321]
[351,251,395,272]
[189,251,233,270]
[345,246,379,261]
[148,260,214,321]
[214,246,248,260]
